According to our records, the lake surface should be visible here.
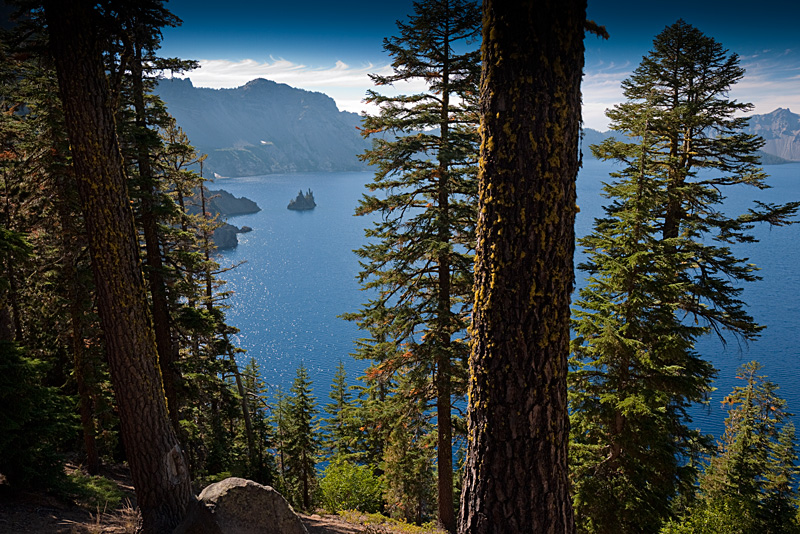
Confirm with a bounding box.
[217,159,800,437]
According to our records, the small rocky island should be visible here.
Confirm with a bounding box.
[287,189,316,211]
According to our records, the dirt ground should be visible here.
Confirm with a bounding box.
[300,514,365,534]
[0,466,364,534]
[0,492,365,534]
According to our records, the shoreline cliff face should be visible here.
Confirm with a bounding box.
[743,108,800,162]
[155,78,370,177]
[583,108,800,164]
[158,77,799,174]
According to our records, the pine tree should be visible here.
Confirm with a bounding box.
[240,357,277,484]
[152,117,255,481]
[762,422,800,534]
[112,1,185,431]
[346,1,480,529]
[380,374,437,524]
[570,20,799,534]
[322,360,355,460]
[458,1,586,532]
[343,374,389,470]
[4,0,253,508]
[2,5,135,477]
[662,362,800,534]
[569,88,714,533]
[282,364,320,511]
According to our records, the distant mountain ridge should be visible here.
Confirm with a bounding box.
[156,77,798,175]
[742,108,800,161]
[155,78,370,177]
[582,108,800,164]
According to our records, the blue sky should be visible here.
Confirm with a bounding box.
[158,0,800,130]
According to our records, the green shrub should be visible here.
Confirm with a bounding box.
[319,460,383,513]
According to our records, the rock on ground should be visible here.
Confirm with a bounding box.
[196,477,308,534]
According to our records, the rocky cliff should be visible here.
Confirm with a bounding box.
[155,78,370,177]
[156,76,799,172]
[583,107,800,164]
[207,189,261,216]
[742,108,800,161]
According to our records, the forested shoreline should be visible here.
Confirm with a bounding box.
[2,1,799,534]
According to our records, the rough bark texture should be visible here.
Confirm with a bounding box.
[458,1,585,533]
[44,2,194,532]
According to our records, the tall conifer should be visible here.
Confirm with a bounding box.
[283,364,320,511]
[570,20,799,534]
[346,1,480,529]
[662,362,800,534]
[322,361,355,460]
[44,1,194,529]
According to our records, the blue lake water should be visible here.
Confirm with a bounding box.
[217,159,800,438]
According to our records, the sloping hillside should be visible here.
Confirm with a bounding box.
[742,108,800,161]
[583,107,800,164]
[156,77,799,174]
[155,78,370,177]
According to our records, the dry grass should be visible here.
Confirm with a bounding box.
[58,499,139,534]
[337,510,448,534]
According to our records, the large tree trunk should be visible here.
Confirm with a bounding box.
[44,2,194,532]
[458,1,585,533]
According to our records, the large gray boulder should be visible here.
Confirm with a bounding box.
[197,478,308,534]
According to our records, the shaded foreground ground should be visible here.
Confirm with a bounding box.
[0,492,364,534]
[0,499,363,533]
[0,464,368,534]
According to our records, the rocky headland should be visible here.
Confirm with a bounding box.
[186,188,261,249]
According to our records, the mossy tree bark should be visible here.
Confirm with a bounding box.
[458,1,585,532]
[44,1,194,532]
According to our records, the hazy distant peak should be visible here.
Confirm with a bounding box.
[745,108,800,160]
[241,78,288,93]
[154,77,370,177]
[244,77,276,87]
[158,76,194,90]
[580,109,800,163]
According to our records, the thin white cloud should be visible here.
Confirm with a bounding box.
[184,58,380,88]
[171,58,430,115]
[737,51,800,114]
[581,61,630,130]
